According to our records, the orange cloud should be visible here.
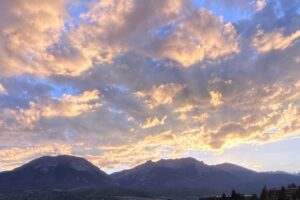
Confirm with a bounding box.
[252,29,300,52]
[42,90,102,117]
[255,0,266,11]
[210,90,223,106]
[0,143,72,171]
[0,0,98,76]
[0,0,299,173]
[140,116,167,129]
[0,0,240,76]
[0,84,6,93]
[68,0,184,65]
[0,0,67,76]
[71,0,239,68]
[136,83,185,109]
[0,90,102,130]
[150,9,239,66]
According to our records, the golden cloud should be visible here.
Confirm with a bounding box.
[0,143,72,171]
[0,0,240,76]
[0,90,102,130]
[70,0,239,68]
[68,0,184,65]
[1,81,300,172]
[140,116,167,129]
[255,0,266,11]
[0,84,6,93]
[252,29,300,52]
[0,0,300,173]
[135,83,185,109]
[41,90,102,117]
[2,100,299,171]
[210,90,223,106]
[94,103,300,169]
[150,9,239,66]
[0,0,68,76]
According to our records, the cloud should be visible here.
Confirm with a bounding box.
[135,83,185,109]
[0,90,102,130]
[70,0,239,67]
[0,0,239,77]
[192,113,209,123]
[209,123,247,149]
[252,29,300,52]
[41,89,102,117]
[68,0,185,65]
[0,143,72,170]
[204,0,266,12]
[0,0,69,76]
[0,0,236,77]
[0,84,6,93]
[140,116,167,129]
[84,131,184,169]
[0,0,300,172]
[256,0,266,11]
[210,90,223,106]
[146,9,239,66]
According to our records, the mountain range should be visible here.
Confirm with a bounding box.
[0,155,300,198]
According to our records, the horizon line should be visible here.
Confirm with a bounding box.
[1,154,299,175]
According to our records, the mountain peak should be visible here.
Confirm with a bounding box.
[111,157,227,188]
[0,155,112,191]
[1,155,300,195]
[158,157,202,162]
[213,162,257,176]
[21,155,101,174]
[155,157,205,168]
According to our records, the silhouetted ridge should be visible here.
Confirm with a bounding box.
[0,155,112,192]
[111,157,236,189]
[17,155,104,176]
[214,162,257,175]
[111,157,300,194]
[1,155,300,195]
[155,157,205,168]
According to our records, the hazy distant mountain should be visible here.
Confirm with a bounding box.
[111,158,235,190]
[0,155,112,192]
[214,162,256,175]
[111,158,300,195]
[1,155,300,197]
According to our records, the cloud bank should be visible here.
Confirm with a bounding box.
[0,0,300,172]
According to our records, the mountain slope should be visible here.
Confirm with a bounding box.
[111,158,300,195]
[0,155,112,192]
[214,163,256,174]
[1,155,300,196]
[111,158,239,194]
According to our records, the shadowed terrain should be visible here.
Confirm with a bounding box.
[0,155,300,199]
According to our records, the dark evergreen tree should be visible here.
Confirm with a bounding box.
[222,193,227,200]
[236,193,243,200]
[296,186,300,199]
[278,186,286,200]
[288,183,297,188]
[251,194,258,200]
[260,186,268,200]
[231,190,237,200]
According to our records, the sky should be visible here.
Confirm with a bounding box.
[0,0,300,174]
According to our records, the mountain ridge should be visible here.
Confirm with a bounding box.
[0,155,113,192]
[1,155,300,196]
